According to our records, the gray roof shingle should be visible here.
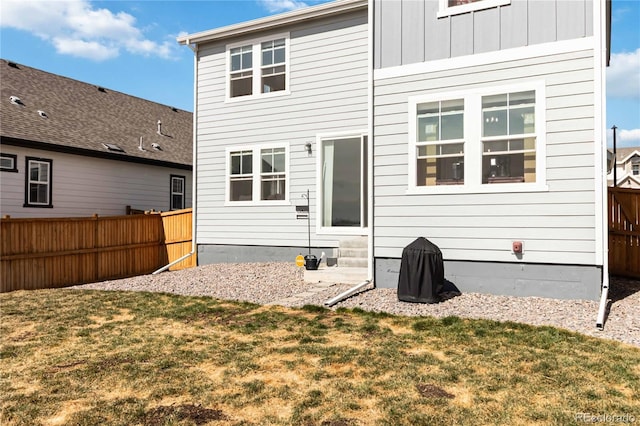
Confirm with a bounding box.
[0,59,192,168]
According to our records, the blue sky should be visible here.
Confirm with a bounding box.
[1,0,638,147]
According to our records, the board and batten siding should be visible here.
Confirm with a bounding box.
[0,146,192,218]
[195,11,368,248]
[374,0,594,69]
[373,48,598,265]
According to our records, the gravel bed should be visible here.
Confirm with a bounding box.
[71,262,640,348]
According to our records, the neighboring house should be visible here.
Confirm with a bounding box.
[607,147,640,188]
[180,0,610,301]
[0,59,193,218]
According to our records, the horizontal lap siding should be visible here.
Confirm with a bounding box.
[373,49,597,265]
[0,146,192,218]
[196,12,368,248]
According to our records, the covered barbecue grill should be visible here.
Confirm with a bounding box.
[397,237,444,304]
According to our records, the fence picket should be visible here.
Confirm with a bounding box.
[0,209,194,292]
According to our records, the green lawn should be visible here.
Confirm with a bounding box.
[1,289,639,425]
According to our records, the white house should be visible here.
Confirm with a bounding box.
[179,0,610,301]
[0,60,193,218]
[608,147,640,188]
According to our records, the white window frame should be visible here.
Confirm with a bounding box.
[225,33,290,102]
[225,143,290,206]
[437,0,511,18]
[408,82,547,195]
[631,158,640,176]
[24,157,53,207]
[0,153,18,172]
[170,175,186,210]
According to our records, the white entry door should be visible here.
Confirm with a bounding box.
[320,134,368,231]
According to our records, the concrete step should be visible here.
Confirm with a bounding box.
[337,257,368,268]
[304,266,368,285]
[339,237,368,249]
[339,247,368,258]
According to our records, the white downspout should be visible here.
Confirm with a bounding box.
[153,40,199,275]
[324,0,375,308]
[595,0,609,329]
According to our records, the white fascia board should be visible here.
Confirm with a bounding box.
[178,0,366,45]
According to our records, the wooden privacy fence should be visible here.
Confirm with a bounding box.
[608,187,640,278]
[0,208,194,292]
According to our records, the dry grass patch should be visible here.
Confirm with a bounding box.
[1,290,639,425]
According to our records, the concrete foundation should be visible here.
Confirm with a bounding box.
[375,258,602,301]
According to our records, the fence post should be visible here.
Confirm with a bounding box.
[93,214,99,282]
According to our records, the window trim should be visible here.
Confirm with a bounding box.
[437,0,511,18]
[170,174,186,210]
[225,32,290,102]
[24,157,53,208]
[0,153,18,172]
[225,143,290,206]
[408,82,547,195]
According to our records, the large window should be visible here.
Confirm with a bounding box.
[227,145,288,203]
[24,157,52,207]
[409,83,545,193]
[227,35,289,100]
[170,175,186,210]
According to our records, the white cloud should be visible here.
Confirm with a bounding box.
[607,48,640,99]
[608,128,640,148]
[0,0,177,61]
[258,0,309,13]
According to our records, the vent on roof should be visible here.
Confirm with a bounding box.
[8,62,19,69]
[9,96,24,106]
[102,143,125,152]
[97,86,107,93]
[151,142,162,151]
[171,107,178,112]
[37,110,48,119]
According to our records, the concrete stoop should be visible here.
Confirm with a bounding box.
[304,236,369,284]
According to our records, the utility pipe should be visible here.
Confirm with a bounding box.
[324,280,371,307]
[153,39,199,275]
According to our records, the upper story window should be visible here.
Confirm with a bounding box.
[227,144,289,204]
[438,0,511,18]
[409,82,546,194]
[632,158,640,176]
[24,157,53,208]
[227,34,289,101]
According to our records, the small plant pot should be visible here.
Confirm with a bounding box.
[304,254,319,270]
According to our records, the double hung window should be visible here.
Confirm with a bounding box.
[632,159,640,176]
[170,175,186,210]
[409,83,545,193]
[227,35,289,100]
[416,99,465,186]
[24,157,52,207]
[227,145,288,203]
[481,91,536,184]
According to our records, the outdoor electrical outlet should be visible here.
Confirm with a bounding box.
[512,241,523,254]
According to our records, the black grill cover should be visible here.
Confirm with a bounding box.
[397,237,444,304]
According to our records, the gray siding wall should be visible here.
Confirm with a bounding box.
[373,49,598,265]
[195,11,368,249]
[0,146,192,218]
[374,0,593,68]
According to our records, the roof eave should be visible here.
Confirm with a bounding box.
[177,0,367,45]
